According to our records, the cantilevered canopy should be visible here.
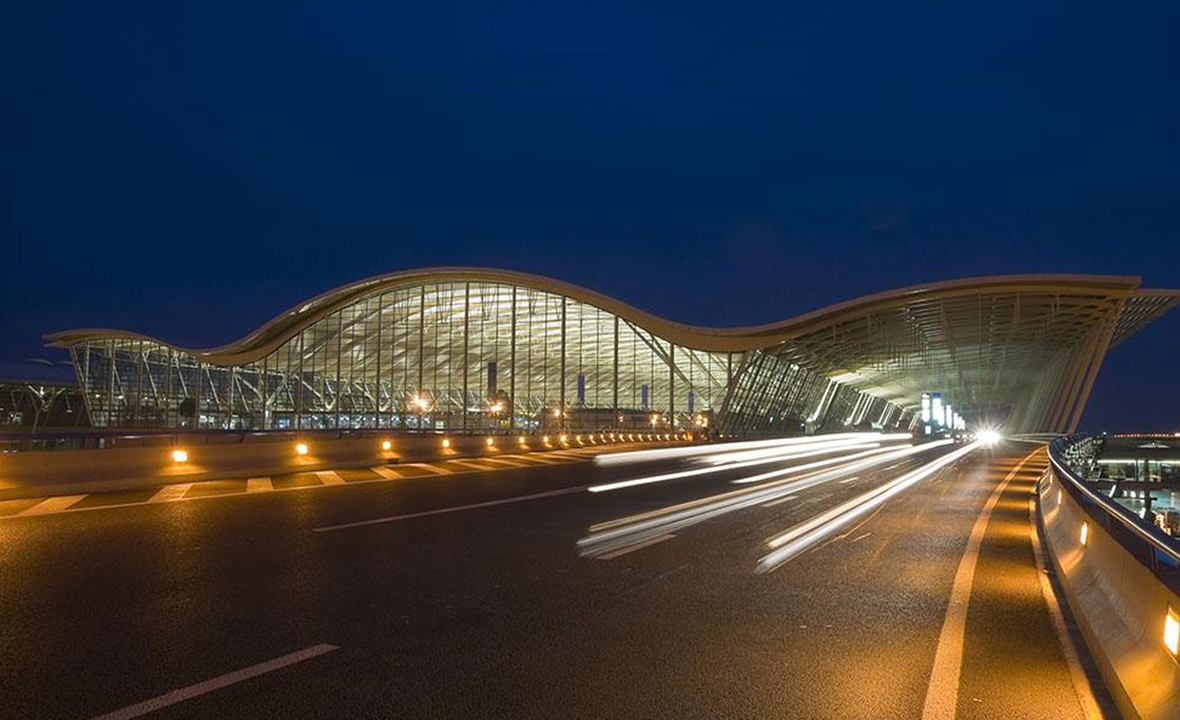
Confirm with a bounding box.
[45,269,1179,434]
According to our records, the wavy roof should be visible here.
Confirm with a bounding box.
[44,268,1179,432]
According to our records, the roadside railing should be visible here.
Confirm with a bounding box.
[1041,434,1180,720]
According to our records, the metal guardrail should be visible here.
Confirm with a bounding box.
[1043,434,1180,720]
[1049,434,1180,576]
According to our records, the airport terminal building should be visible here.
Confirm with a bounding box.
[44,269,1179,436]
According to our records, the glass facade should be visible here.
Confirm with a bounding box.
[64,279,905,435]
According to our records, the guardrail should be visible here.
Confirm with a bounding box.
[1040,434,1180,720]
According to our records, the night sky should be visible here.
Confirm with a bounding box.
[4,1,1178,430]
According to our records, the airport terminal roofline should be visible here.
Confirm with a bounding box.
[43,267,1180,365]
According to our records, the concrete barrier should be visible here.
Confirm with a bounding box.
[1039,437,1180,720]
[0,430,688,501]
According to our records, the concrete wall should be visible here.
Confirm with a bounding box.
[0,430,687,501]
[1038,457,1180,720]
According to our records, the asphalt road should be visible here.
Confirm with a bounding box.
[0,439,1101,720]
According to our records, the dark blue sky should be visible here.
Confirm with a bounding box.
[4,0,1178,430]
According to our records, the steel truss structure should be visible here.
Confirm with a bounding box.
[44,269,1178,436]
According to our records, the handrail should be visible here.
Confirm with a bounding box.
[1048,433,1180,564]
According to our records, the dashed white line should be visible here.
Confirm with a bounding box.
[18,494,87,516]
[315,470,346,485]
[246,477,273,493]
[87,643,338,720]
[448,459,495,471]
[410,462,453,474]
[478,457,529,468]
[148,483,193,503]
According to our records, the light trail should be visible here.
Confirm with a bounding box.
[591,432,902,467]
[586,439,885,493]
[698,433,912,466]
[728,441,945,485]
[755,440,980,573]
[578,441,953,558]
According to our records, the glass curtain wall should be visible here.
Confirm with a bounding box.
[67,280,906,436]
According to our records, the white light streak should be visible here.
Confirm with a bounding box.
[756,440,977,572]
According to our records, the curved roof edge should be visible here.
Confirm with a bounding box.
[43,267,1177,365]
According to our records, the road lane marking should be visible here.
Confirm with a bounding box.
[1028,469,1104,720]
[920,449,1041,720]
[313,485,590,532]
[148,484,193,503]
[87,643,338,720]
[246,477,273,493]
[370,466,403,480]
[761,495,797,508]
[17,494,87,516]
[596,533,676,560]
[315,470,346,485]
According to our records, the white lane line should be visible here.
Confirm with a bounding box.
[313,485,589,532]
[761,495,798,508]
[596,533,676,560]
[449,459,495,471]
[370,466,403,480]
[517,454,566,464]
[920,449,1040,720]
[838,476,860,484]
[1028,468,1104,720]
[315,470,346,485]
[148,483,193,503]
[87,643,338,720]
[246,477,273,493]
[18,494,87,516]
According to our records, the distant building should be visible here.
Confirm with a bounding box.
[0,360,90,431]
[44,269,1179,436]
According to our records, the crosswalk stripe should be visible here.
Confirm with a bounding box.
[315,470,346,485]
[371,466,402,480]
[246,477,273,492]
[148,483,194,503]
[18,494,87,516]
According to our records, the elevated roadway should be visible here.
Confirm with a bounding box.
[0,435,1108,719]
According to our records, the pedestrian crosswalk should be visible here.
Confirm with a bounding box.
[0,444,633,520]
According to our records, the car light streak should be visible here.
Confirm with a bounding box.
[699,433,912,466]
[592,432,902,467]
[578,442,953,558]
[756,440,978,573]
[586,441,883,493]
